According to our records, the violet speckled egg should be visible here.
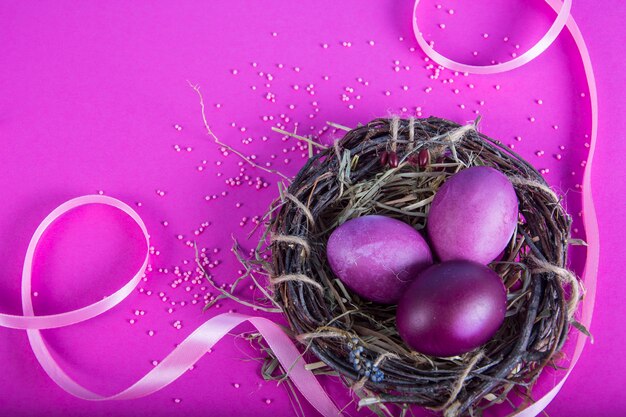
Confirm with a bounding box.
[326,215,433,304]
[396,260,507,357]
[427,166,518,264]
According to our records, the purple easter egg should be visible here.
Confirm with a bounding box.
[396,260,507,357]
[427,166,519,265]
[326,215,433,304]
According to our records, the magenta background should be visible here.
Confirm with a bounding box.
[1,1,625,416]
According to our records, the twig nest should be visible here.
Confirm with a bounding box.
[269,117,581,416]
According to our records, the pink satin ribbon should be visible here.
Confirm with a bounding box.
[413,0,599,415]
[0,196,150,330]
[0,195,342,416]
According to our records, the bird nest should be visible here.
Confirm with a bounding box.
[267,117,583,417]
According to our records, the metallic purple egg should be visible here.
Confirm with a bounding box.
[396,260,507,357]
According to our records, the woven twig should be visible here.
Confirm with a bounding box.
[268,117,580,417]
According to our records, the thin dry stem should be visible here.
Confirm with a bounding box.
[188,81,291,181]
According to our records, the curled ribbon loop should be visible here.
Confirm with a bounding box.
[0,196,150,330]
[413,0,599,416]
[412,0,573,74]
[0,195,342,416]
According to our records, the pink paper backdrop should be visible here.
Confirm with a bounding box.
[1,1,624,416]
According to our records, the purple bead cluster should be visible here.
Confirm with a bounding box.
[347,338,384,383]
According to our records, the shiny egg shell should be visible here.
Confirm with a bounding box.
[396,260,507,357]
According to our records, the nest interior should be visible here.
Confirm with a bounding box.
[269,117,581,417]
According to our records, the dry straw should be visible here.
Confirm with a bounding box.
[267,117,586,417]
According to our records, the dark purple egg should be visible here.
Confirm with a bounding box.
[326,215,433,304]
[427,166,518,265]
[396,260,507,357]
